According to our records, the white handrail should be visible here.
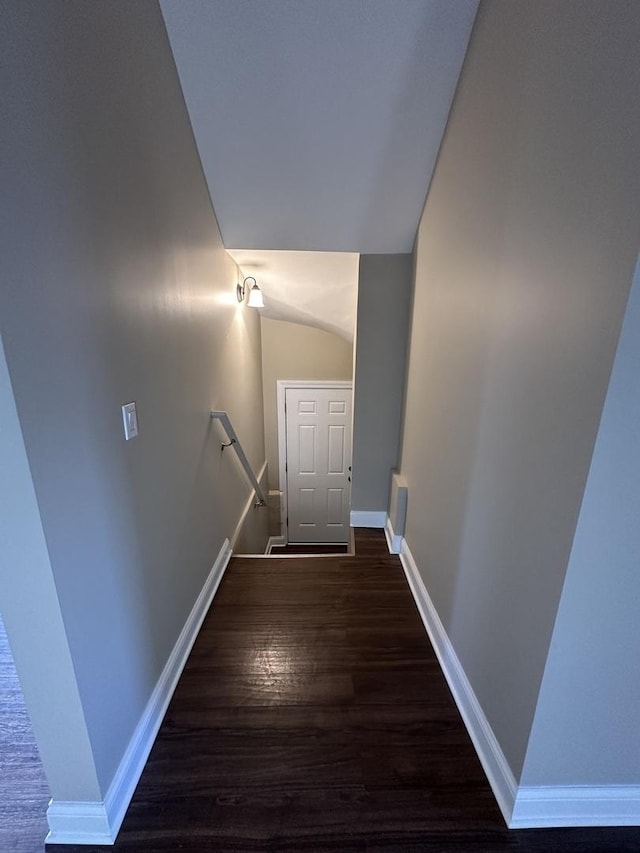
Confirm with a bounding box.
[211,411,267,506]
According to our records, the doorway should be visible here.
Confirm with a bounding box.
[277,381,353,544]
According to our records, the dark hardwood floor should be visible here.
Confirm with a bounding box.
[28,528,640,851]
[0,614,50,853]
[269,544,350,555]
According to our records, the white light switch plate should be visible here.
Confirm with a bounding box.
[121,402,139,440]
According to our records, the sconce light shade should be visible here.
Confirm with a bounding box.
[236,276,264,308]
[247,283,264,307]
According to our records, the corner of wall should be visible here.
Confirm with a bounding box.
[386,523,640,829]
[394,533,518,827]
[46,536,233,845]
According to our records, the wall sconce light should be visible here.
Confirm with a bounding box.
[236,276,264,308]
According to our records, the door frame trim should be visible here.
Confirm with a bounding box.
[276,380,353,544]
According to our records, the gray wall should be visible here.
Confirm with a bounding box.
[232,467,271,555]
[1,1,265,798]
[398,0,640,781]
[0,337,101,802]
[522,255,640,786]
[261,317,353,492]
[352,254,413,513]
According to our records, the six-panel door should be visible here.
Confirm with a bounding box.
[285,386,352,543]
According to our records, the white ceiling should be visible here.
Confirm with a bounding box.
[228,250,359,342]
[160,0,478,255]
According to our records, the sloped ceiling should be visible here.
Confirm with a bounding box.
[160,0,478,255]
[228,250,359,342]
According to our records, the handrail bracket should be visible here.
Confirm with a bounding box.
[211,411,267,507]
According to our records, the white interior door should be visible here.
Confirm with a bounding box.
[285,385,352,543]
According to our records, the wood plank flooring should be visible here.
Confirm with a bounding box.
[35,529,640,850]
[0,614,49,853]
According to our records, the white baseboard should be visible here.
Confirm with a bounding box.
[398,537,640,829]
[46,801,113,846]
[46,538,233,846]
[230,460,268,549]
[266,535,285,554]
[350,510,386,528]
[384,515,403,554]
[511,786,640,828]
[398,538,517,827]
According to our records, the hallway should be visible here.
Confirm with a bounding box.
[46,529,640,851]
